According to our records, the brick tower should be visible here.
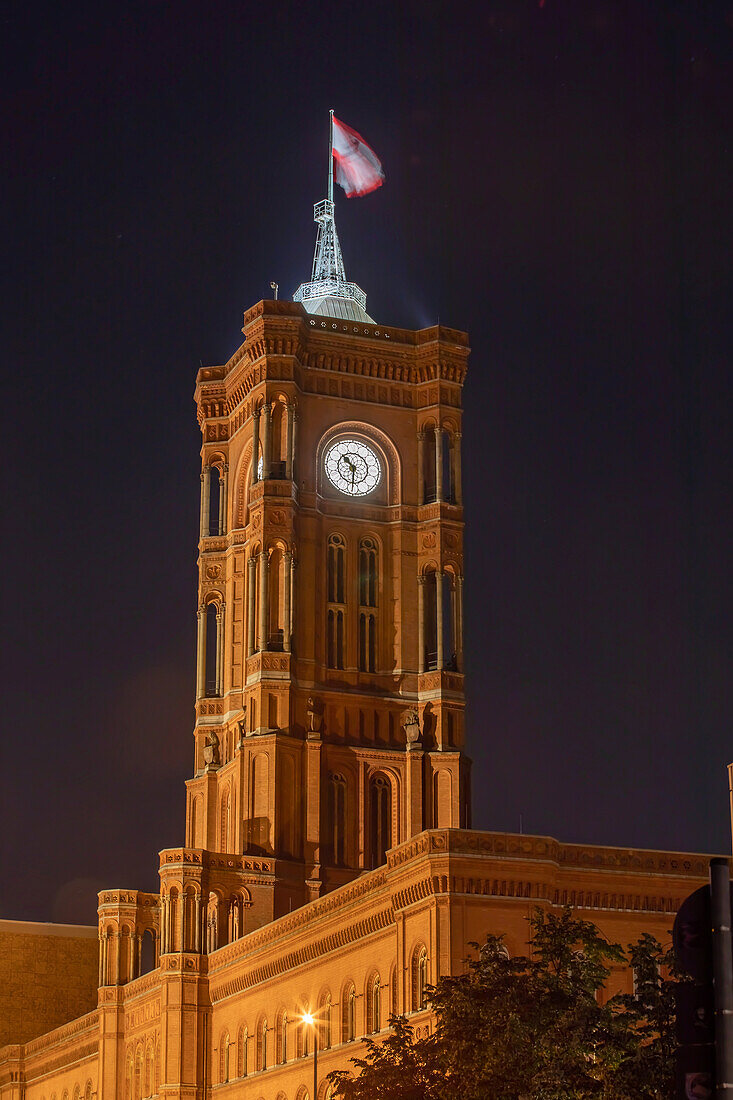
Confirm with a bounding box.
[173,204,471,942]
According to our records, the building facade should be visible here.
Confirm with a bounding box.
[0,204,716,1100]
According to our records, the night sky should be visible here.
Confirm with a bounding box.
[2,0,732,925]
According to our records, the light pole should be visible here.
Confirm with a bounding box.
[302,1012,317,1100]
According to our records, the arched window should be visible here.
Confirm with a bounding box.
[238,1026,248,1077]
[134,1047,143,1100]
[369,774,392,868]
[276,1009,288,1064]
[220,1031,230,1083]
[85,1083,92,1100]
[328,773,347,865]
[411,946,428,1011]
[256,1017,267,1072]
[220,788,231,852]
[73,1087,80,1100]
[358,538,378,673]
[366,973,381,1034]
[327,534,346,669]
[145,1042,154,1096]
[342,983,356,1042]
[205,602,220,696]
[390,966,398,1015]
[320,992,332,1050]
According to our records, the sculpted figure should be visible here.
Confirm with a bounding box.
[402,707,422,745]
[306,696,324,738]
[203,729,221,767]
[237,713,247,748]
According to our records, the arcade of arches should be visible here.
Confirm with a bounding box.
[0,301,713,1100]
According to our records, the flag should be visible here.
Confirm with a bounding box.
[332,115,385,198]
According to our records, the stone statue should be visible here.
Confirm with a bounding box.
[402,707,422,747]
[236,713,247,749]
[203,729,221,767]
[306,696,324,739]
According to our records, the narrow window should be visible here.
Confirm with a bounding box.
[328,774,347,865]
[327,535,346,669]
[370,776,392,868]
[205,603,219,696]
[358,538,379,672]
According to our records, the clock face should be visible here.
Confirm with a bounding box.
[324,438,382,497]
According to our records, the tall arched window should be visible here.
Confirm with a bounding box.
[238,1026,248,1077]
[320,993,332,1050]
[327,534,346,669]
[366,973,381,1034]
[411,946,428,1011]
[204,602,221,696]
[328,773,347,865]
[358,537,378,672]
[369,775,392,868]
[256,1017,267,1071]
[342,983,356,1043]
[276,1010,287,1064]
[220,1031,230,1083]
[145,1041,154,1095]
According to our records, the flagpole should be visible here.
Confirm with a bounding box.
[328,108,334,204]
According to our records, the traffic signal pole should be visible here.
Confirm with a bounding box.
[710,857,733,1096]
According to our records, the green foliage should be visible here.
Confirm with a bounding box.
[327,910,682,1100]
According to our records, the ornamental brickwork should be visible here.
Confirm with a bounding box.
[0,302,721,1100]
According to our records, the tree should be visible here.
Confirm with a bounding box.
[328,907,641,1099]
[604,933,682,1100]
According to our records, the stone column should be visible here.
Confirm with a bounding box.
[100,933,108,985]
[417,430,425,505]
[218,464,228,534]
[247,556,256,657]
[258,550,269,651]
[200,468,211,538]
[417,575,426,674]
[196,606,206,699]
[194,893,201,953]
[261,403,272,480]
[283,551,292,652]
[292,412,299,482]
[456,575,464,672]
[251,408,260,484]
[290,556,296,642]
[160,895,168,954]
[98,933,104,986]
[435,571,444,670]
[453,432,462,505]
[216,605,225,695]
[434,428,444,503]
[285,404,295,480]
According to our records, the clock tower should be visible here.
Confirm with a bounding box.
[179,197,470,937]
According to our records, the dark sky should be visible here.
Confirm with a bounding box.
[2,0,732,925]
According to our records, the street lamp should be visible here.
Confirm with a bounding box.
[302,1012,317,1100]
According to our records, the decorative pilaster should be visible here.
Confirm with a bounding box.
[216,605,225,696]
[283,551,292,652]
[417,575,426,674]
[247,556,256,657]
[218,464,228,534]
[258,550,269,651]
[435,571,444,670]
[261,403,272,480]
[453,432,462,505]
[456,575,464,672]
[251,408,260,484]
[196,606,206,699]
[285,404,295,480]
[434,428,444,503]
[200,468,211,538]
[417,430,425,505]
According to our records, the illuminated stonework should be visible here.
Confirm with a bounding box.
[0,300,717,1100]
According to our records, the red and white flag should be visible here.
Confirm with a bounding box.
[332,115,385,198]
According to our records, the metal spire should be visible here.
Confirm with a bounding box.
[293,110,373,322]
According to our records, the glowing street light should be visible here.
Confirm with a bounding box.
[301,1011,317,1099]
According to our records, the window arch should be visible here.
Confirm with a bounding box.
[275,1009,288,1065]
[328,773,347,865]
[366,972,381,1034]
[73,1087,80,1100]
[327,534,346,669]
[238,1025,248,1077]
[220,1031,230,1083]
[256,1016,268,1072]
[369,774,392,868]
[411,946,428,1011]
[319,991,332,1050]
[144,1041,154,1096]
[342,982,356,1043]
